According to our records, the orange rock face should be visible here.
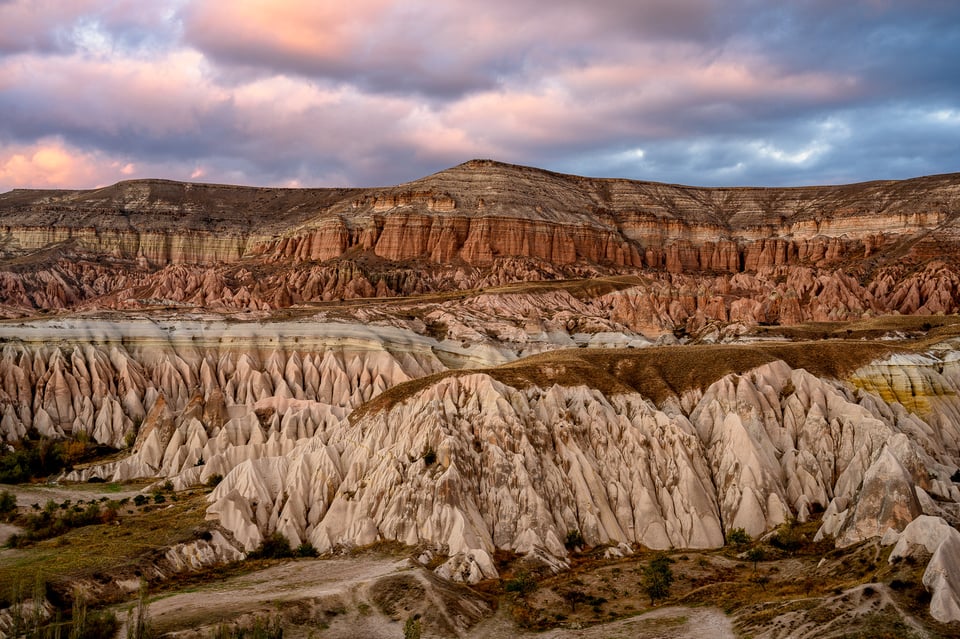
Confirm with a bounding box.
[1,160,960,326]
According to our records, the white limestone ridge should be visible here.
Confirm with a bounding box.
[206,353,960,584]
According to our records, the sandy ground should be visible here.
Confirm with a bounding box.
[468,604,734,639]
[120,557,410,636]
[108,553,736,639]
[0,523,21,546]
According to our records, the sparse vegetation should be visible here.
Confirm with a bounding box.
[403,614,422,639]
[249,532,293,560]
[127,579,152,639]
[0,488,16,519]
[210,615,283,639]
[0,434,116,484]
[503,571,537,597]
[725,527,751,547]
[294,542,318,557]
[642,554,674,606]
[564,528,585,551]
[747,546,766,572]
[7,499,121,547]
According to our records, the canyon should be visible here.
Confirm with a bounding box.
[2,161,960,637]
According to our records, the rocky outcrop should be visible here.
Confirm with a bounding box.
[2,161,960,325]
[199,349,960,583]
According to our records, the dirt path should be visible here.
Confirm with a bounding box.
[119,557,410,636]
[468,605,734,639]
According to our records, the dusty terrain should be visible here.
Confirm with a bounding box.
[2,162,960,637]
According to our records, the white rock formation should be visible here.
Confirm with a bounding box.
[924,528,960,623]
[205,351,960,584]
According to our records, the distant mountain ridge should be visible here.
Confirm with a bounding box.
[0,159,959,323]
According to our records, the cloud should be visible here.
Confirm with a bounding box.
[0,137,125,189]
[0,0,958,191]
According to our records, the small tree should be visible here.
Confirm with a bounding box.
[128,578,151,639]
[747,546,766,572]
[725,527,751,548]
[642,554,674,606]
[563,589,588,612]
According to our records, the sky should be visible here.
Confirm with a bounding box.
[0,0,959,192]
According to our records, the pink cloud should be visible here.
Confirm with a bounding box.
[0,137,120,189]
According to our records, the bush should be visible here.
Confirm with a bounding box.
[564,529,585,551]
[403,615,422,639]
[0,489,16,519]
[249,532,293,559]
[210,615,283,639]
[725,527,751,547]
[295,542,318,558]
[133,494,148,507]
[770,518,802,552]
[0,436,115,483]
[503,571,537,597]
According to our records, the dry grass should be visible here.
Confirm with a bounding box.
[0,490,208,599]
[753,314,960,342]
[355,339,907,417]
[491,529,948,638]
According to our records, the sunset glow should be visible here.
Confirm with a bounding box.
[0,0,957,190]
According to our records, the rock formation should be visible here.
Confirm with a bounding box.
[2,162,960,623]
[1,161,959,329]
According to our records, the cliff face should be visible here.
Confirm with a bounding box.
[2,161,960,326]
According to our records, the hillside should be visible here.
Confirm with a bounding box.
[1,163,960,637]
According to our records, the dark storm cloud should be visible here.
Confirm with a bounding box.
[0,0,958,191]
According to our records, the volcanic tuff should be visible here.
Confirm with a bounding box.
[3,161,960,631]
[1,160,959,327]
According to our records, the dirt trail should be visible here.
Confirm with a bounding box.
[120,557,409,636]
[469,605,734,639]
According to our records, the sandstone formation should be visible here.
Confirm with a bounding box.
[3,162,960,626]
[1,161,959,329]
[195,346,960,584]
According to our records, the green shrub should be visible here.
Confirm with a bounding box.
[0,436,115,483]
[295,542,318,557]
[504,571,537,597]
[210,615,283,639]
[564,529,585,551]
[403,615,421,639]
[642,554,674,606]
[249,532,293,559]
[725,527,751,547]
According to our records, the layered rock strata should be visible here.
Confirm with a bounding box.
[2,161,960,327]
